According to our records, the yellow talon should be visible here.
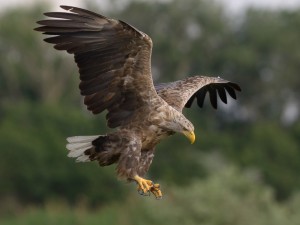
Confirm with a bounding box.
[151,183,163,199]
[134,175,163,199]
[134,175,153,195]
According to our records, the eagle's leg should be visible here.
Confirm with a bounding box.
[134,175,153,196]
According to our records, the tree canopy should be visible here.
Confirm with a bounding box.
[0,0,300,224]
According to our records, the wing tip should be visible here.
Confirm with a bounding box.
[228,82,242,92]
[60,5,73,11]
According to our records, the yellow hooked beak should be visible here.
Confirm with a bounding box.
[182,130,196,144]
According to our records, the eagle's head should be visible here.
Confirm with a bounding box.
[177,115,195,144]
[163,112,195,144]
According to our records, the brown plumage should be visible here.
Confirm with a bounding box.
[35,6,241,199]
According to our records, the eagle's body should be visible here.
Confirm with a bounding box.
[35,6,241,199]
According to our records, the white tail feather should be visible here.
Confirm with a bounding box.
[66,142,92,151]
[67,135,99,144]
[67,147,90,158]
[66,135,99,163]
[76,155,90,163]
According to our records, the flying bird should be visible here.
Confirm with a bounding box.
[35,5,241,199]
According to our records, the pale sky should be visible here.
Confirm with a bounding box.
[218,0,300,13]
[1,0,300,14]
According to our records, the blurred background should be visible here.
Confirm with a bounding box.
[1,0,300,224]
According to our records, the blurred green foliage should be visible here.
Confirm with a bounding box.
[0,103,125,205]
[2,164,300,225]
[0,0,300,223]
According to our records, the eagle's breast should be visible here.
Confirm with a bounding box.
[141,124,174,149]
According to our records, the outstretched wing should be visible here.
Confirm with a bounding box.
[155,76,241,112]
[35,5,158,128]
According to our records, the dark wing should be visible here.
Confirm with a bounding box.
[35,5,158,128]
[155,76,241,112]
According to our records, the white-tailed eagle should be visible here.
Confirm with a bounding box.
[35,5,241,199]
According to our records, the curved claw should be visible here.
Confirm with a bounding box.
[135,175,153,196]
[138,188,144,195]
[155,195,163,200]
[150,183,163,200]
[134,175,163,199]
[138,188,150,196]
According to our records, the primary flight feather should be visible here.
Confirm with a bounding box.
[35,5,241,199]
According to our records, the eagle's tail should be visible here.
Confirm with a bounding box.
[66,135,100,163]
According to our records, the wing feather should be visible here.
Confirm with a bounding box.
[224,85,237,99]
[208,86,218,109]
[35,5,159,128]
[196,89,207,108]
[155,76,241,111]
[216,85,227,104]
[43,12,95,22]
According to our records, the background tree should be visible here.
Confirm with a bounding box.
[0,0,300,223]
